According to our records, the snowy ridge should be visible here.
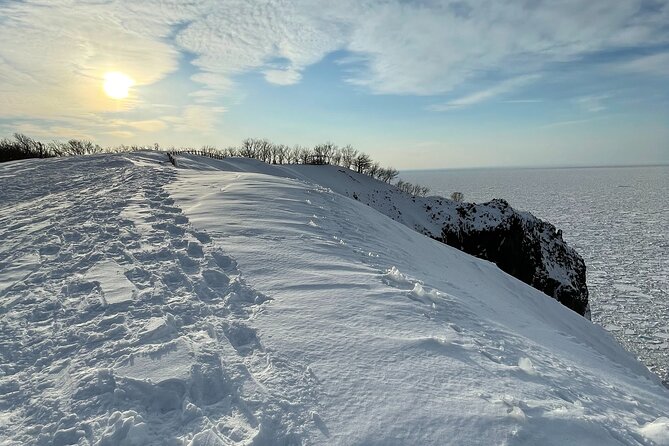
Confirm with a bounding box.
[174,155,589,316]
[0,153,668,445]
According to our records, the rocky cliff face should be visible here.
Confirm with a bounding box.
[316,169,590,317]
[433,199,590,317]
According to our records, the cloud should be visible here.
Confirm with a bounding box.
[0,0,181,119]
[539,117,606,129]
[0,0,668,138]
[164,105,227,134]
[504,99,544,104]
[339,0,669,95]
[104,130,135,139]
[124,120,169,133]
[573,95,610,113]
[173,0,344,97]
[428,75,540,111]
[619,52,669,76]
[7,122,95,141]
[264,69,303,86]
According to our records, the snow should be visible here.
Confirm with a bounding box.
[639,418,669,446]
[401,165,669,383]
[85,261,137,306]
[0,152,668,445]
[173,155,588,316]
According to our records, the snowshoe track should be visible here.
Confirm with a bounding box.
[0,155,316,445]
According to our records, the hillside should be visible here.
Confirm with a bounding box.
[174,155,589,316]
[0,153,668,445]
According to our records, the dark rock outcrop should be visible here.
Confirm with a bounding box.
[293,165,590,318]
[435,199,589,317]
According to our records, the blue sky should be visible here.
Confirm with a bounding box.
[1,0,668,168]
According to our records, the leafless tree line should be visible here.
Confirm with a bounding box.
[396,180,430,197]
[1,134,431,197]
[0,133,154,162]
[219,138,410,185]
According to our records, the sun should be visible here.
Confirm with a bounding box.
[103,72,134,99]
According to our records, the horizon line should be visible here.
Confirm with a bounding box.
[402,162,669,172]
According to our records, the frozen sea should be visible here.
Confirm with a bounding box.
[403,165,669,385]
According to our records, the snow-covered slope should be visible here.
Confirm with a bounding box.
[173,155,589,316]
[1,153,668,445]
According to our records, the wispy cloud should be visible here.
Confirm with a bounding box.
[0,0,668,142]
[428,75,540,111]
[618,52,669,76]
[264,69,303,86]
[164,106,227,134]
[2,1,669,103]
[573,95,610,113]
[504,99,544,104]
[539,116,608,129]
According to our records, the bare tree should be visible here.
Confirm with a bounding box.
[368,162,381,178]
[298,146,311,164]
[396,179,406,192]
[286,145,300,164]
[394,179,429,196]
[201,145,216,155]
[331,147,342,166]
[450,191,464,202]
[267,143,279,164]
[353,153,372,174]
[322,142,337,164]
[275,144,287,164]
[313,142,337,164]
[340,144,357,169]
[65,139,101,155]
[239,138,256,158]
[313,144,326,163]
[13,133,42,156]
[378,167,399,183]
[257,139,271,163]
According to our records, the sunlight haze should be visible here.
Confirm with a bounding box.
[1,0,668,168]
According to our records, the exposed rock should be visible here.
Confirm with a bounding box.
[435,199,589,317]
[319,169,590,317]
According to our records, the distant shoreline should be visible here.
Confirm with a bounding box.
[403,163,669,172]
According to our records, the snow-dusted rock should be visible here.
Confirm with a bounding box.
[435,198,589,317]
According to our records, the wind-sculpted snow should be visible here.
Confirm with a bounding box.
[1,153,668,445]
[305,172,589,317]
[0,154,317,445]
[168,155,669,445]
[173,156,589,316]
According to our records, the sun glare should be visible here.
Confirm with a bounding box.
[103,72,133,100]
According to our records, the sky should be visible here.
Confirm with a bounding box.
[1,0,668,169]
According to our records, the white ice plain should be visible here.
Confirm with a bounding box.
[0,152,668,445]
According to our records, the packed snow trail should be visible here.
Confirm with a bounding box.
[1,153,669,445]
[0,154,317,445]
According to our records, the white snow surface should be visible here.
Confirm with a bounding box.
[173,154,587,314]
[0,152,668,445]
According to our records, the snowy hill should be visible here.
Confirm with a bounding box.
[173,155,589,316]
[1,152,668,445]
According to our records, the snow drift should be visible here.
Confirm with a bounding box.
[171,155,589,316]
[0,153,668,445]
